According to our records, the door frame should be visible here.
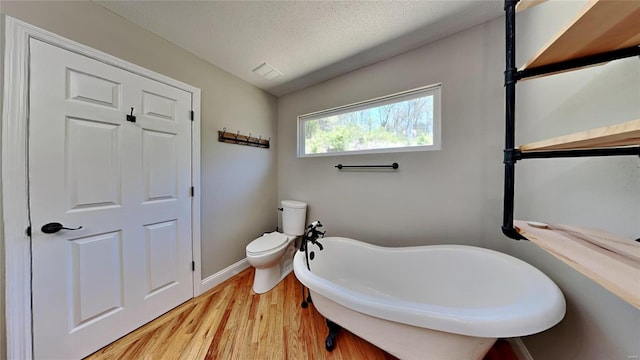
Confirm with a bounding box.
[2,16,202,359]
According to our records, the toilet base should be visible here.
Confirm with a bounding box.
[252,265,293,294]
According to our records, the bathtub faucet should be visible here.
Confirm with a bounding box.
[300,220,326,252]
[299,220,325,308]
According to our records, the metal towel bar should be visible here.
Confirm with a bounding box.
[334,163,399,170]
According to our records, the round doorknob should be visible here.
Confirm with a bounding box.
[41,222,83,234]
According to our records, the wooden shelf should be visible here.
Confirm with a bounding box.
[519,118,640,152]
[515,220,640,309]
[506,0,640,311]
[520,0,640,73]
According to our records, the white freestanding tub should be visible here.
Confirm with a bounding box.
[293,237,565,360]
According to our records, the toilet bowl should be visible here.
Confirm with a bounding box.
[246,232,297,293]
[246,200,307,294]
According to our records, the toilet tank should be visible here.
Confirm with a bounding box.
[281,200,307,236]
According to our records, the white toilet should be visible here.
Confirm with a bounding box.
[246,200,307,294]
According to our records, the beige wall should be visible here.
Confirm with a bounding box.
[278,2,640,359]
[1,1,278,355]
[0,13,5,359]
[0,0,279,276]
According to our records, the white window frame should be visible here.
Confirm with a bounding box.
[297,83,441,157]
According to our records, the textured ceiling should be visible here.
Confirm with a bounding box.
[96,1,503,96]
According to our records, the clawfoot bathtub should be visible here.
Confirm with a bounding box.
[293,237,565,360]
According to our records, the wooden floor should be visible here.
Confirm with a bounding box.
[86,268,397,359]
[86,267,517,360]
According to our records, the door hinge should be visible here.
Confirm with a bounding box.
[190,110,194,121]
[192,261,195,272]
[26,226,31,237]
[190,186,195,197]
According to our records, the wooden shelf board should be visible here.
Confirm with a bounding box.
[519,118,640,152]
[516,0,548,13]
[520,0,640,72]
[515,220,640,309]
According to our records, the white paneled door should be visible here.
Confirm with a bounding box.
[29,39,194,359]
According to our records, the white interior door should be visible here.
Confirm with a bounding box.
[29,39,193,359]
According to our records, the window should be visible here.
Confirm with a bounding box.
[298,84,441,157]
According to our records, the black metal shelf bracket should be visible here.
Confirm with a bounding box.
[518,46,640,81]
[501,0,640,241]
[502,0,524,240]
[520,146,640,159]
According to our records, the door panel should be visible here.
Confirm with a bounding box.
[144,220,179,297]
[142,129,178,202]
[66,117,122,210]
[69,232,124,332]
[29,38,193,359]
[128,63,193,311]
[142,90,177,121]
[67,68,122,109]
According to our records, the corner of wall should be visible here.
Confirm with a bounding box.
[0,13,7,360]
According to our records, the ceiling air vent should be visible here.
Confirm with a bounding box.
[252,62,283,80]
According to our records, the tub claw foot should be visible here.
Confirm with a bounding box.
[325,319,341,352]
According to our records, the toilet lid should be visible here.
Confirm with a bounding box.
[246,232,290,254]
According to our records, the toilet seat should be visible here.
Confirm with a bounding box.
[246,232,292,255]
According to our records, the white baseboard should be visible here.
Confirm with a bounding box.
[508,338,534,360]
[199,258,250,295]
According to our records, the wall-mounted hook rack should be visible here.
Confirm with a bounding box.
[218,128,270,149]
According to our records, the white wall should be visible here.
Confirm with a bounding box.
[1,2,278,355]
[278,3,640,358]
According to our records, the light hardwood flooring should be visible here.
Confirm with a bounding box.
[86,267,397,359]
